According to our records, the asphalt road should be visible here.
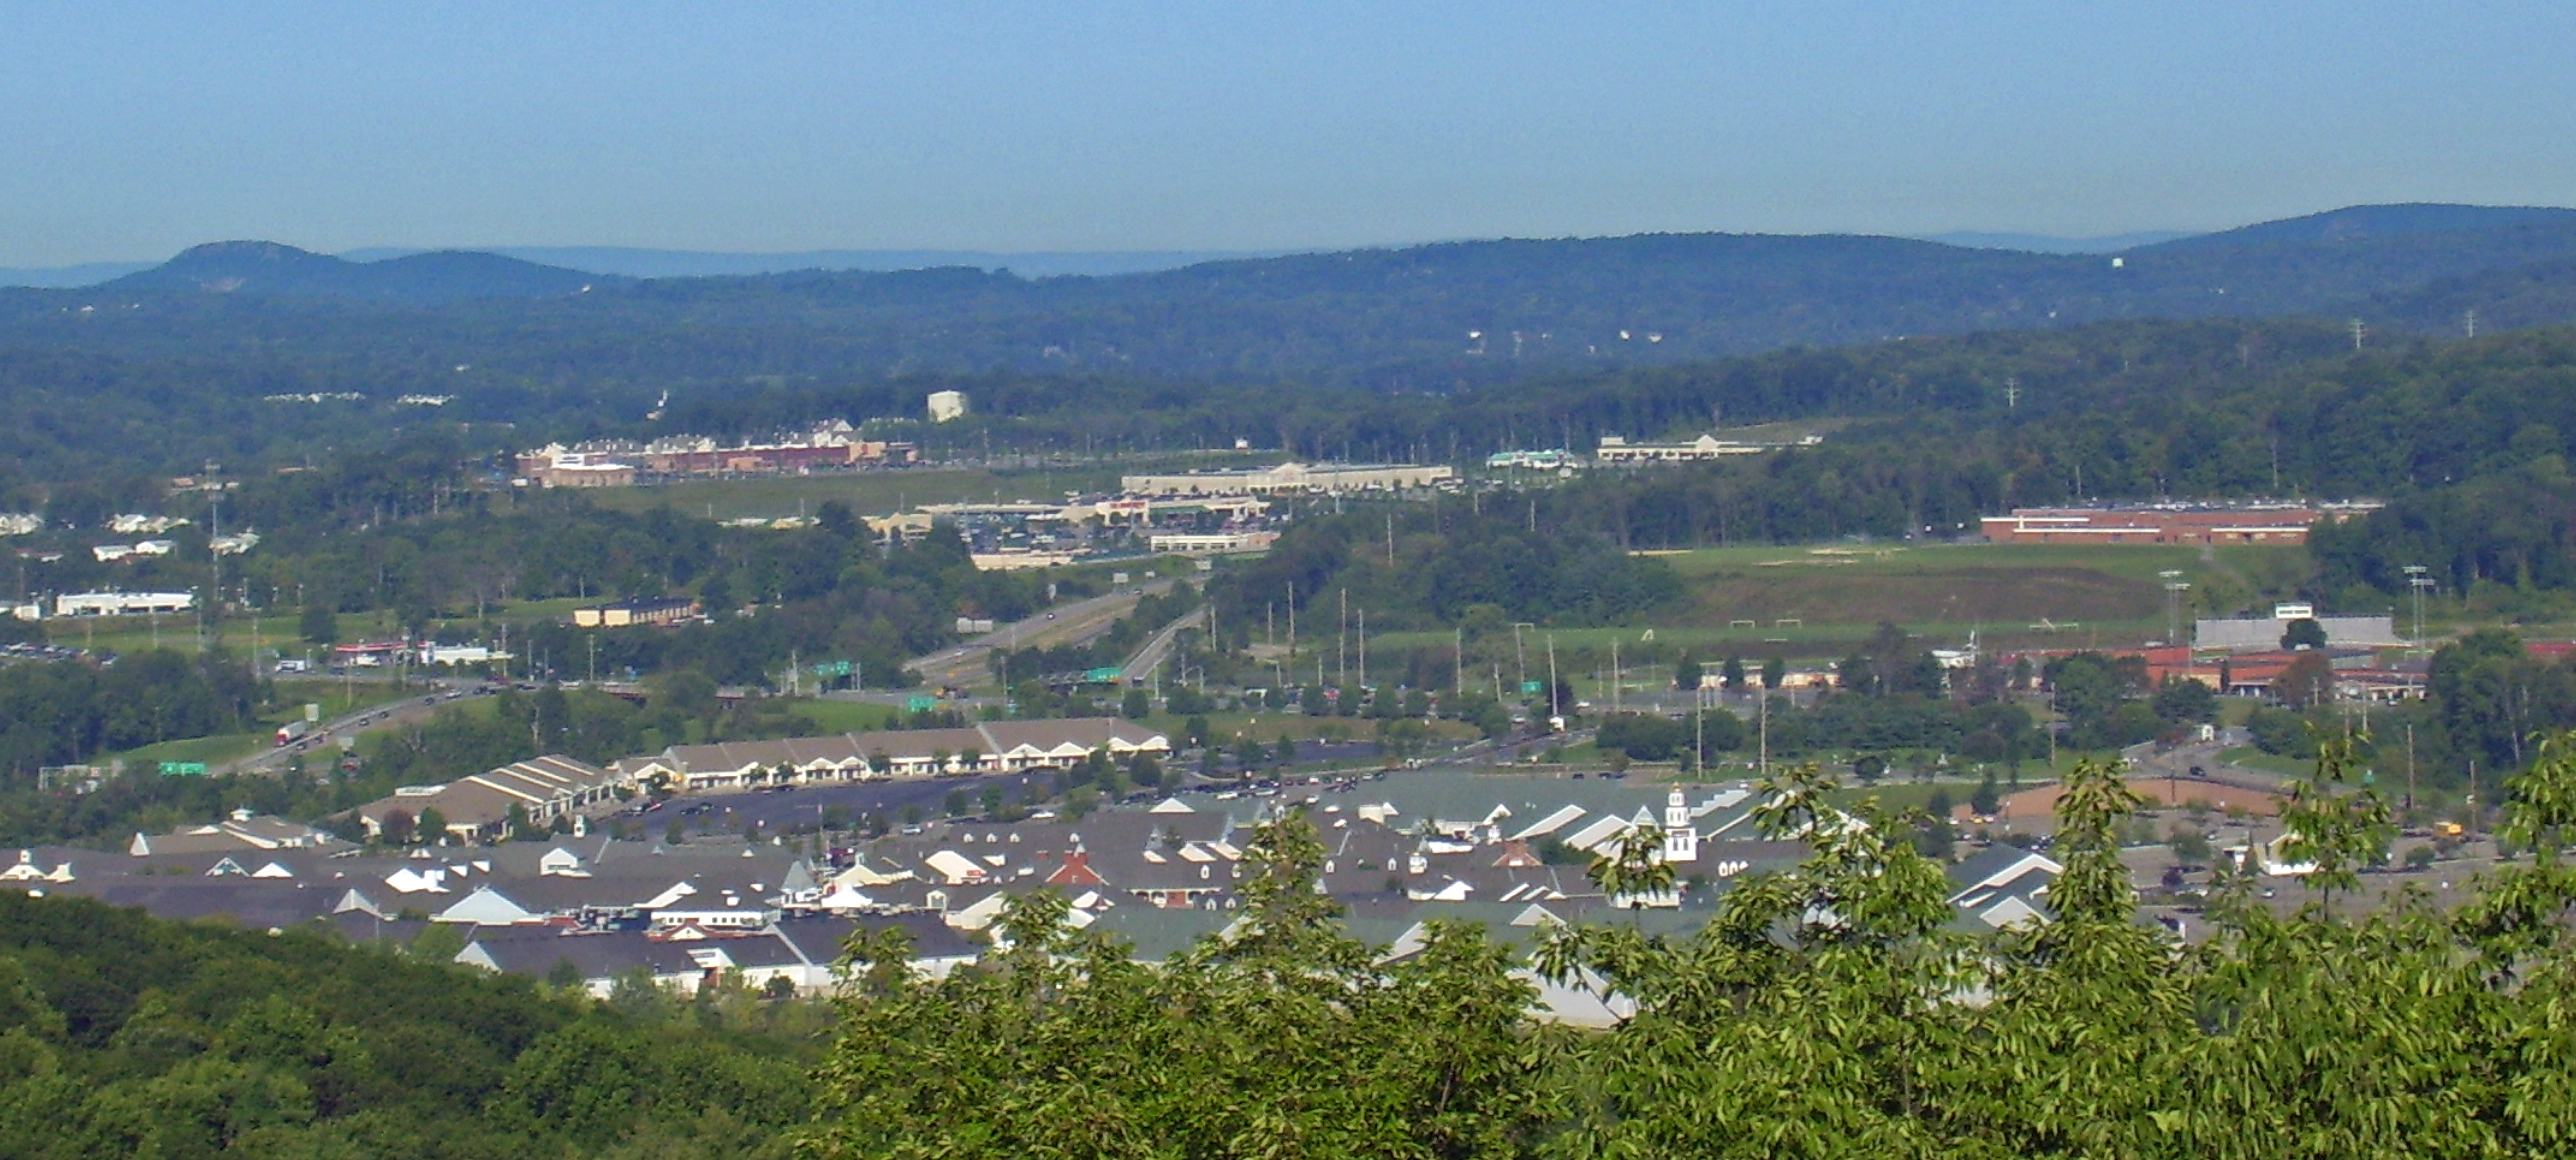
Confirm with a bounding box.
[910,579,1175,689]
[1119,607,1206,683]
[220,679,500,777]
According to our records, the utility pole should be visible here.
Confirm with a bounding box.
[1546,634,1560,721]
[1454,626,1464,696]
[2003,376,2019,411]
[2405,722,2417,813]
[1337,587,1348,689]
[1357,608,1366,690]
[1610,638,1622,716]
[1512,623,1532,694]
[1693,685,1706,776]
[2350,318,2368,350]
[2465,309,2478,339]
[1757,691,1768,779]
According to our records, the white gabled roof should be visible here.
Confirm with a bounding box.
[924,849,988,884]
[1149,798,1196,814]
[1509,804,1588,841]
[434,884,540,925]
[1561,816,1629,853]
[1976,895,2048,930]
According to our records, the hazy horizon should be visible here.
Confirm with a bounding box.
[6,4,2573,266]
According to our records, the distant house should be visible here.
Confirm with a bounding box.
[456,914,975,997]
[1945,847,2062,931]
[130,810,348,857]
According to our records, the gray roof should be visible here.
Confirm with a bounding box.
[1086,906,1235,961]
[467,929,699,980]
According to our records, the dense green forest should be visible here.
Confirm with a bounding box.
[0,892,817,1159]
[9,203,2576,495]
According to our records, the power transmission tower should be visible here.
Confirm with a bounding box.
[2350,318,2368,350]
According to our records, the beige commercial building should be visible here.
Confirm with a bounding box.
[1121,461,1453,497]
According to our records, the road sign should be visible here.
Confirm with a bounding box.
[1521,681,1544,694]
[158,762,207,776]
[1084,666,1125,684]
[905,695,937,712]
[813,660,853,677]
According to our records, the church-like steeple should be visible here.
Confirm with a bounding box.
[1662,788,1698,864]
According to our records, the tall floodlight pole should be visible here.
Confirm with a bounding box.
[2158,570,2185,645]
[2404,564,2432,653]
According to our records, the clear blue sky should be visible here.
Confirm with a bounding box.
[5,2,2574,265]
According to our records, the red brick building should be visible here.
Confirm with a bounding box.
[1979,504,2374,546]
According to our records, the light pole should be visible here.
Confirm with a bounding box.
[2158,570,2187,645]
[2404,564,2433,657]
[1511,622,1533,696]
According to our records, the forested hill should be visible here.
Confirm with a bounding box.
[9,204,2576,391]
[101,240,608,303]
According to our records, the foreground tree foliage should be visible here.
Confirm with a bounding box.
[0,896,816,1159]
[806,819,1562,1159]
[808,743,2576,1159]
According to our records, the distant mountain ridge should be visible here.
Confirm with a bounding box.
[10,203,2576,385]
[337,245,1287,279]
[1916,230,2191,254]
[100,241,604,303]
[2153,203,2576,249]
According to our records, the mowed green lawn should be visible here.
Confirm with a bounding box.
[1651,540,2305,635]
[112,733,266,769]
[1371,541,2309,659]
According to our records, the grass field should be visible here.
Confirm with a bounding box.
[267,680,421,722]
[1651,541,2309,631]
[1371,541,2318,662]
[112,733,265,769]
[789,699,903,733]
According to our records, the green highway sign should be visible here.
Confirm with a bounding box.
[1521,680,1545,694]
[905,695,937,712]
[1084,666,1126,684]
[158,762,208,776]
[813,660,854,677]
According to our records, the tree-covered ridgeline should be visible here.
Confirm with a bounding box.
[804,743,2576,1159]
[15,313,2576,617]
